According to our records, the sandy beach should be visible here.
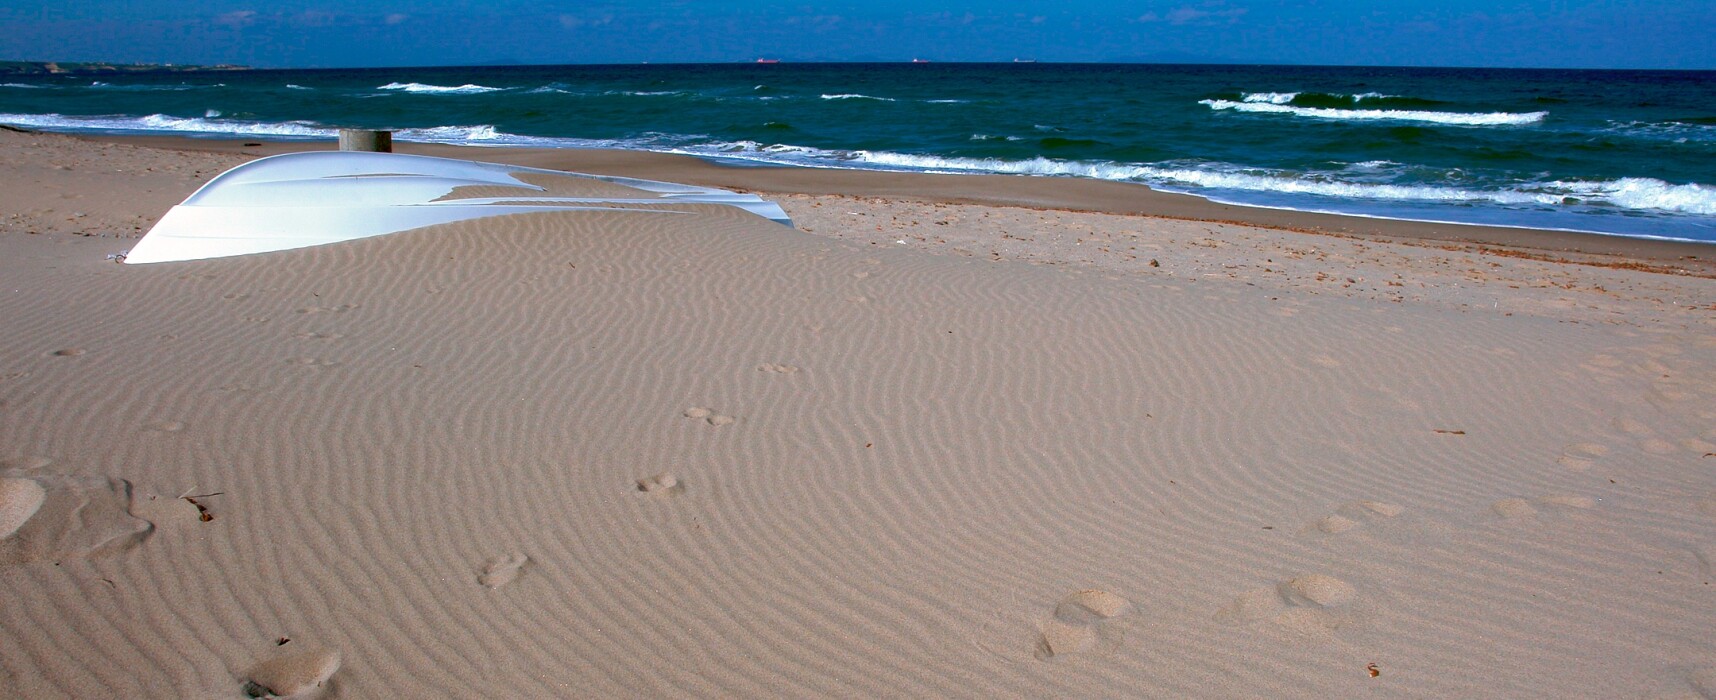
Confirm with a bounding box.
[2,127,1714,697]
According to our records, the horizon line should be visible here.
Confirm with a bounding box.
[14,58,1711,72]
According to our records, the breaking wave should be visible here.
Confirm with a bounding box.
[821,93,896,101]
[377,82,504,94]
[808,149,1715,215]
[0,112,556,146]
[2,108,1708,230]
[0,112,336,138]
[1202,98,1547,126]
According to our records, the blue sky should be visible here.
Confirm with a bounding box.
[2,1,1711,69]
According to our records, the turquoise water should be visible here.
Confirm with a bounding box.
[4,63,1713,241]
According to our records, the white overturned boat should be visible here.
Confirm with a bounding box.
[124,151,792,264]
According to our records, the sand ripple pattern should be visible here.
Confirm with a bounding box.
[1,201,1713,696]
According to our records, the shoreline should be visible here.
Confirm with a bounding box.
[85,132,1716,276]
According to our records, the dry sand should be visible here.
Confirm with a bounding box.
[2,128,1715,697]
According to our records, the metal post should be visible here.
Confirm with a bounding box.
[338,129,393,153]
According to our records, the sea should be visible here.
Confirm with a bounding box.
[4,63,1714,243]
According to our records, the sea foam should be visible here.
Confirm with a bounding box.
[1202,99,1546,126]
[821,93,896,101]
[0,112,336,138]
[1202,99,1545,126]
[834,149,1714,215]
[0,112,555,147]
[1241,91,1399,104]
[378,82,504,95]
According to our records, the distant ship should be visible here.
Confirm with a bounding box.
[1013,58,1037,63]
[911,58,931,63]
[755,58,780,64]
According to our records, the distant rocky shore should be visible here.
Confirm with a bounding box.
[0,60,249,75]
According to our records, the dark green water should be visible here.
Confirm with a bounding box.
[4,63,1713,240]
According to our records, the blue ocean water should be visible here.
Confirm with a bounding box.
[4,63,1714,242]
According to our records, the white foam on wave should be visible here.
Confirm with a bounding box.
[1604,119,1716,144]
[1242,91,1399,104]
[0,112,565,148]
[837,150,1715,215]
[285,84,313,90]
[395,124,505,141]
[377,82,504,95]
[1203,99,1546,126]
[821,93,895,101]
[0,112,336,138]
[4,108,1706,220]
[1,83,42,89]
[524,83,575,95]
[1548,178,1716,215]
[617,136,1716,219]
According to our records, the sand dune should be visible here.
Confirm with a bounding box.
[2,131,1715,697]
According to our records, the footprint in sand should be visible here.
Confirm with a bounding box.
[1218,574,1359,636]
[242,644,340,699]
[1307,500,1404,535]
[1557,442,1610,471]
[1670,544,1714,585]
[286,357,339,368]
[1614,417,1680,455]
[292,331,344,342]
[635,473,685,497]
[0,471,164,565]
[478,553,529,589]
[1035,589,1134,661]
[756,363,800,374]
[1491,494,1597,520]
[47,347,85,357]
[684,407,736,426]
[1491,498,1539,519]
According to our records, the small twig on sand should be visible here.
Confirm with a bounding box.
[177,491,223,522]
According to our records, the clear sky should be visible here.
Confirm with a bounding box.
[2,0,1711,70]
